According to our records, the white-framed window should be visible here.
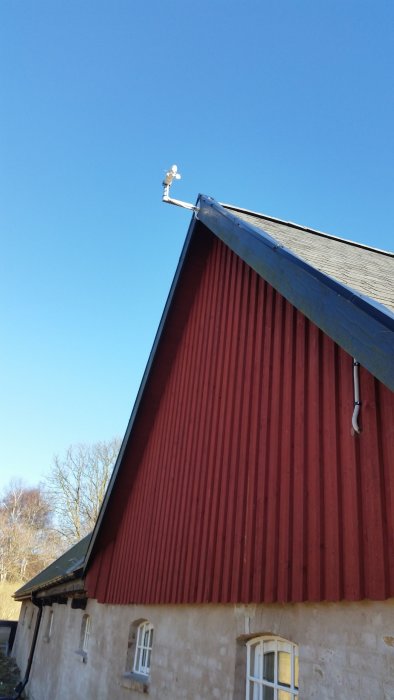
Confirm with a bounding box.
[80,614,91,653]
[133,621,154,677]
[246,636,299,699]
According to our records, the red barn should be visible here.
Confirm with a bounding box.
[13,196,394,700]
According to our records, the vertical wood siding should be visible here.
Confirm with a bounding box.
[86,226,394,604]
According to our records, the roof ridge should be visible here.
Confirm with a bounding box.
[221,203,394,258]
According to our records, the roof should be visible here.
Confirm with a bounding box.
[224,204,394,313]
[14,534,91,599]
[84,195,394,572]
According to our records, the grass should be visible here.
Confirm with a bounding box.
[0,583,21,622]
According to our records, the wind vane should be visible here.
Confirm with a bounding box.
[162,165,198,212]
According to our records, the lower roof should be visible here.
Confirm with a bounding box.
[14,534,91,600]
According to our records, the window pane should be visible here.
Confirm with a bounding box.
[83,617,90,651]
[278,651,291,687]
[250,644,263,680]
[263,651,275,682]
[278,691,291,700]
[262,686,274,700]
[249,680,260,700]
[135,647,141,671]
[148,628,154,648]
[294,655,299,689]
[249,646,256,677]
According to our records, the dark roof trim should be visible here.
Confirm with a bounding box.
[83,209,201,572]
[14,577,85,602]
[35,579,85,600]
[198,196,394,392]
[14,572,76,600]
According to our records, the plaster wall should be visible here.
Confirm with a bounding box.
[12,598,394,700]
[12,601,38,679]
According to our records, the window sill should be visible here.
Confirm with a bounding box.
[74,649,88,664]
[121,672,150,693]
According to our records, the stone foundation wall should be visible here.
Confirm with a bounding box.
[12,598,394,699]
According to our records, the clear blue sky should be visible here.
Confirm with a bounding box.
[1,1,393,491]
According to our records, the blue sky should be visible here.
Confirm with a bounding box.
[1,1,393,491]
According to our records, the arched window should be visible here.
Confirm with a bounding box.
[80,614,91,653]
[133,621,154,677]
[246,636,299,699]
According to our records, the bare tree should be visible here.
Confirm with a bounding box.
[45,437,121,545]
[0,481,60,582]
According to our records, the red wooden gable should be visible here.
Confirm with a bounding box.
[86,224,394,604]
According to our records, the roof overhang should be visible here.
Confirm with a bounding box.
[13,569,85,601]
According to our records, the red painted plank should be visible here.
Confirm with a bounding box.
[321,337,342,601]
[251,281,273,602]
[359,370,387,599]
[241,274,264,603]
[263,292,283,602]
[291,312,307,602]
[379,381,394,593]
[276,301,295,603]
[338,350,364,600]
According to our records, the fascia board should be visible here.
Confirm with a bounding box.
[14,574,70,600]
[35,579,85,599]
[198,195,394,392]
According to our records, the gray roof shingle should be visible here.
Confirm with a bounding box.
[224,205,394,313]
